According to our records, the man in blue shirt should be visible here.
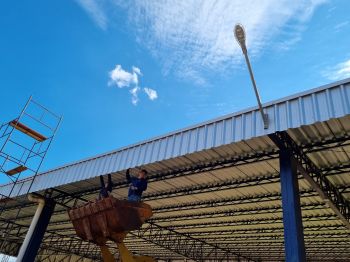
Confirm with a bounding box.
[126,168,148,202]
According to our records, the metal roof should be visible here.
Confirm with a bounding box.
[1,78,350,261]
[1,78,350,198]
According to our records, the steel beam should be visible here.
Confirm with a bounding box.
[0,218,100,261]
[2,133,349,213]
[0,132,348,261]
[32,190,256,262]
[21,198,56,262]
[269,131,350,229]
[52,148,278,201]
[150,202,325,222]
[8,160,349,222]
[36,132,350,202]
[41,202,326,231]
[279,149,306,261]
[187,231,350,241]
[165,213,336,230]
[131,221,255,262]
[157,224,345,235]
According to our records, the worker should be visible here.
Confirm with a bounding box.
[126,168,148,201]
[99,173,113,199]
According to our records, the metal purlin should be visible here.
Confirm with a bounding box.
[0,128,349,260]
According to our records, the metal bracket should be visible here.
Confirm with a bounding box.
[263,113,269,129]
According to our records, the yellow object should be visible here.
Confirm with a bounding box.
[100,245,115,262]
[116,242,135,262]
[117,242,155,262]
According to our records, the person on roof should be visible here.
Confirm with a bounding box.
[99,173,113,199]
[126,168,148,202]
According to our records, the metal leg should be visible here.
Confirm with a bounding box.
[19,198,56,262]
[116,242,155,262]
[107,173,113,192]
[116,242,135,262]
[100,246,115,262]
[279,149,306,262]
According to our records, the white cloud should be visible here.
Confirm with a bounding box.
[132,66,142,76]
[108,65,158,105]
[116,0,326,83]
[130,87,140,105]
[79,1,326,83]
[108,65,139,88]
[323,59,350,81]
[75,0,107,30]
[334,21,349,32]
[144,88,158,100]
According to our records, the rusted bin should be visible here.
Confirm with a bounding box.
[68,196,153,244]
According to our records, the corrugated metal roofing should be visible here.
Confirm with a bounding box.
[1,78,350,197]
[1,79,350,261]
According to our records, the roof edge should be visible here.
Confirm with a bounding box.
[1,77,350,188]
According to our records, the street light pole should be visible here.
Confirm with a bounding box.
[234,24,268,129]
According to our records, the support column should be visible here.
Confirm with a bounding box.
[279,149,306,262]
[19,197,56,262]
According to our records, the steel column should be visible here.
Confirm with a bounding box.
[21,198,56,262]
[279,149,306,262]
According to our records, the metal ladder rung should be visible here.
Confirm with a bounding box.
[5,165,28,176]
[10,120,47,142]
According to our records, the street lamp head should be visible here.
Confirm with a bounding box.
[234,24,247,54]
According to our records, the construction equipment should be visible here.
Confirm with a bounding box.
[0,96,62,252]
[69,196,154,262]
[0,96,61,198]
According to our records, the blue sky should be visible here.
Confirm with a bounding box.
[0,0,350,179]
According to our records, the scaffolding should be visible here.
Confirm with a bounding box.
[0,96,61,247]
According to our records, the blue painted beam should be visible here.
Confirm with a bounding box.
[279,149,306,262]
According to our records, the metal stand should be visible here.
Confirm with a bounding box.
[0,96,61,256]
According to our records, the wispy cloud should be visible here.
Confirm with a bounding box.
[334,21,349,32]
[117,0,326,83]
[322,59,350,81]
[144,88,158,100]
[132,66,142,76]
[130,87,140,105]
[75,0,107,30]
[275,35,302,51]
[108,65,158,105]
[78,0,326,83]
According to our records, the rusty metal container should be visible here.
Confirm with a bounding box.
[68,196,152,245]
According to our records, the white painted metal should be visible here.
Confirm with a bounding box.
[16,194,45,262]
[0,78,349,199]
